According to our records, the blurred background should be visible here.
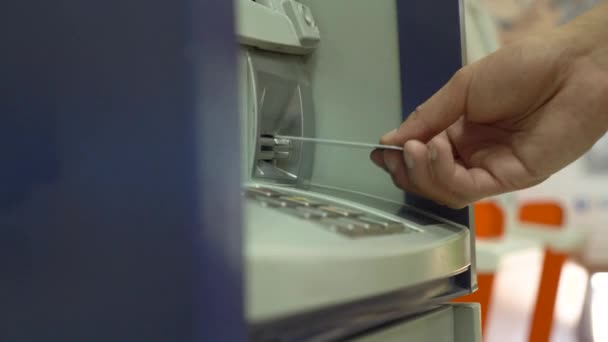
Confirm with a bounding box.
[462,0,607,341]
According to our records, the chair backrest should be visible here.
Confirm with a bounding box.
[454,201,505,336]
[475,201,505,239]
[518,201,564,228]
[517,200,566,342]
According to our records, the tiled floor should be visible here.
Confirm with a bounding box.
[484,249,588,342]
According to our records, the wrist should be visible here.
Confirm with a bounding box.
[557,4,608,133]
[557,3,608,62]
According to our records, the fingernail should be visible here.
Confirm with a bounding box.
[430,146,438,161]
[381,128,398,141]
[370,149,382,165]
[385,157,398,173]
[404,153,415,169]
[410,105,422,118]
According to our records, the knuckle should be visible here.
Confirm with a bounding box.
[451,67,472,89]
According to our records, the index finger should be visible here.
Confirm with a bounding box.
[381,66,473,146]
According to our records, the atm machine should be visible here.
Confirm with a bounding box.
[236,1,481,341]
[0,0,477,341]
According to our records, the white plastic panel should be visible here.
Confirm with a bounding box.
[301,0,405,202]
[245,185,470,322]
[353,304,481,342]
[236,0,319,55]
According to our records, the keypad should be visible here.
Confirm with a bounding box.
[245,186,416,238]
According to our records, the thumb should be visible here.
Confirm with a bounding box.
[381,65,473,145]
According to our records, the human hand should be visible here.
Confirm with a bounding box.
[370,8,608,208]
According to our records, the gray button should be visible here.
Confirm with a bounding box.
[337,218,384,235]
[304,13,313,25]
[319,206,363,217]
[321,218,367,237]
[284,207,323,221]
[258,197,289,208]
[246,187,285,198]
[279,196,325,207]
[296,207,338,219]
[359,216,408,234]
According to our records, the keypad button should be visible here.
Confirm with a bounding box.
[337,218,383,235]
[287,207,322,220]
[258,197,290,208]
[295,207,338,219]
[321,218,367,237]
[279,196,325,207]
[389,224,408,234]
[246,186,285,198]
[359,216,408,234]
[319,206,363,217]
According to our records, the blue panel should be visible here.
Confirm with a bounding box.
[396,0,469,227]
[0,0,244,341]
[397,0,463,116]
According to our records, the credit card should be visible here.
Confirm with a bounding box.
[275,135,403,151]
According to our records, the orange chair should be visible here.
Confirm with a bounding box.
[518,202,565,342]
[454,201,505,334]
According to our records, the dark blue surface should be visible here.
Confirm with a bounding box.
[396,1,474,293]
[0,0,244,341]
[396,1,469,227]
